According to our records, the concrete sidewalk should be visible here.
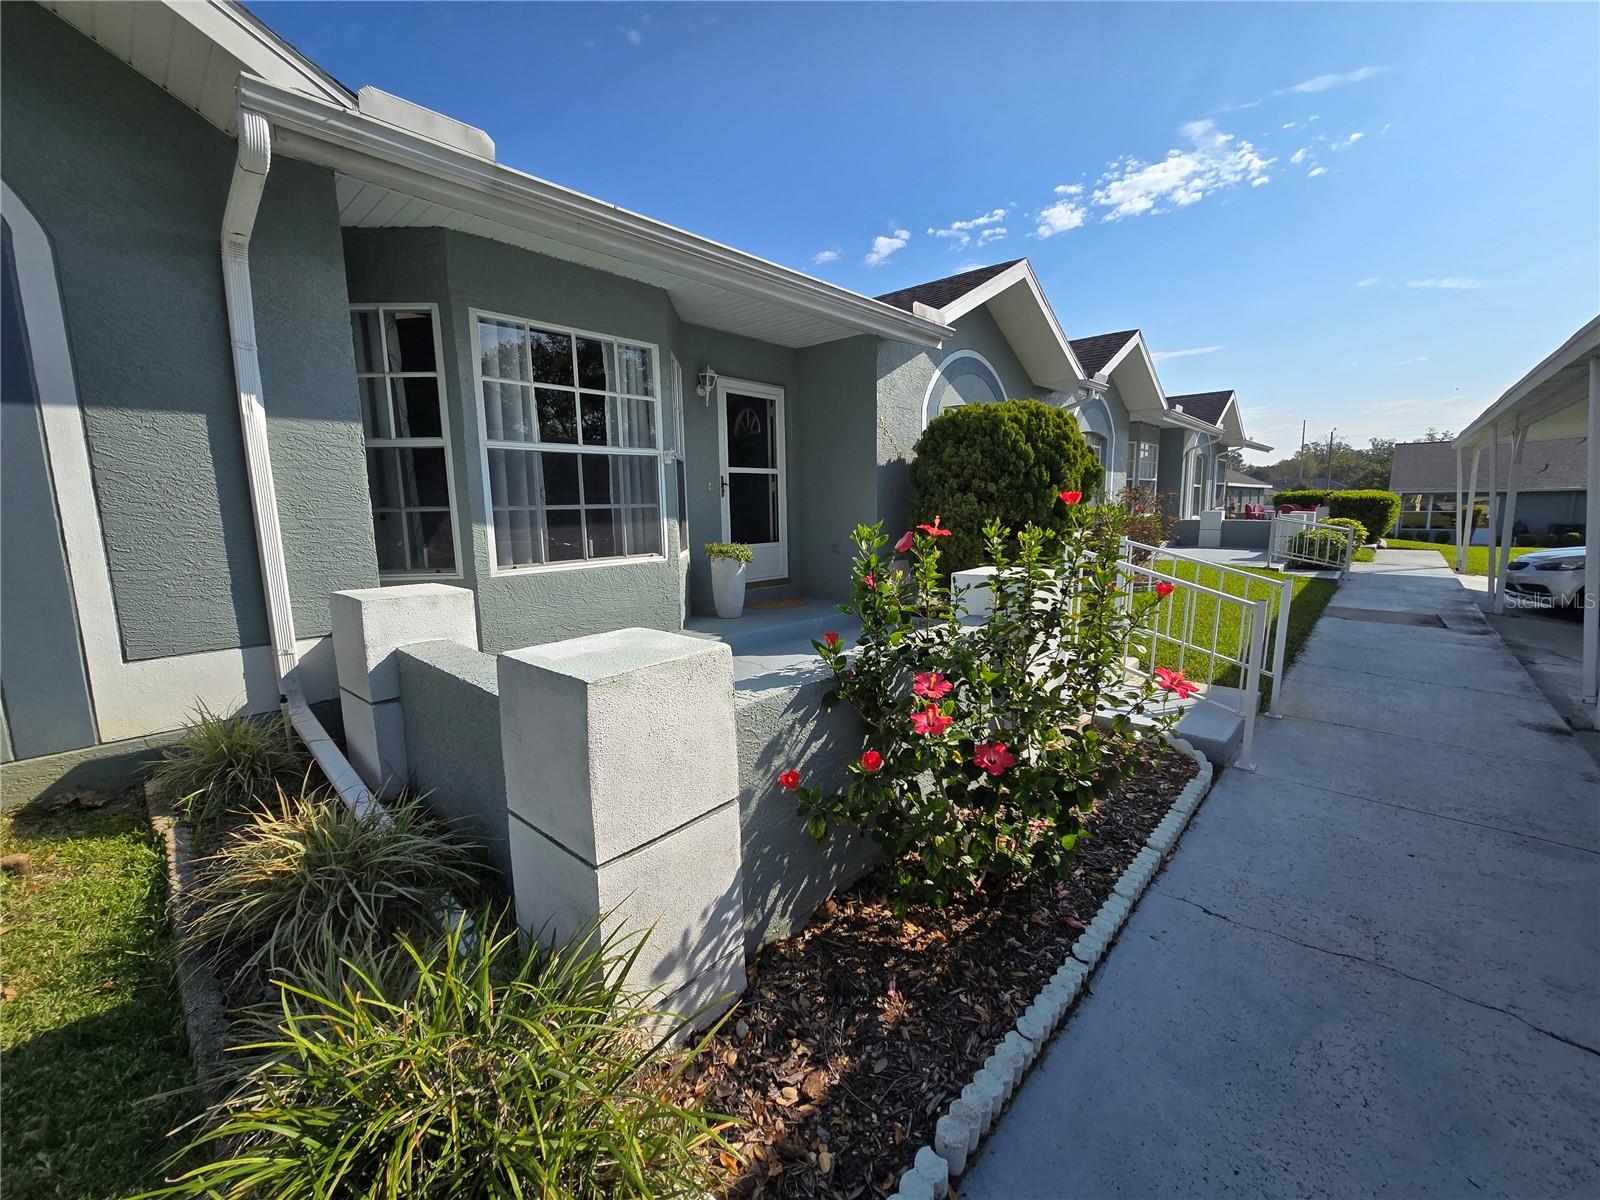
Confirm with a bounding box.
[964,551,1600,1199]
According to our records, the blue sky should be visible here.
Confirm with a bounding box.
[252,1,1598,462]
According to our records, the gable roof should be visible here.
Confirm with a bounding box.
[875,261,1023,314]
[1390,437,1590,494]
[1225,468,1272,489]
[1167,390,1234,426]
[1069,330,1141,377]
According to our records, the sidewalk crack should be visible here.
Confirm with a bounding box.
[1161,892,1600,1058]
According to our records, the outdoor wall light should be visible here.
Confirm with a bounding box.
[697,366,719,404]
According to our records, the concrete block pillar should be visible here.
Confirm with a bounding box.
[330,583,478,795]
[952,566,997,623]
[498,628,746,1018]
[1197,508,1224,549]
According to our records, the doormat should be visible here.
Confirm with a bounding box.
[744,597,808,610]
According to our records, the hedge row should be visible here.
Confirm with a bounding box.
[1271,489,1401,544]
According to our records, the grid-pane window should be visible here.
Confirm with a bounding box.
[1135,441,1159,484]
[476,315,663,569]
[352,307,458,576]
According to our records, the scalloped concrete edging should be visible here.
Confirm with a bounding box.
[144,779,234,1104]
[899,736,1215,1198]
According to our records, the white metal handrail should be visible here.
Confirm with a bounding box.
[1120,539,1293,717]
[1113,558,1269,771]
[1266,515,1354,576]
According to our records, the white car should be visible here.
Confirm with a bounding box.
[1503,545,1588,609]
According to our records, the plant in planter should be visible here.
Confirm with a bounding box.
[704,541,754,619]
[148,704,309,830]
[783,499,1184,909]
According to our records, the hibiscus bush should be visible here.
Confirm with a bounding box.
[782,497,1185,908]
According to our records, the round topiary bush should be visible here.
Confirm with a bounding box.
[908,399,1101,572]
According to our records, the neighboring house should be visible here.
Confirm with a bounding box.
[0,1,1266,786]
[1389,437,1590,537]
[1222,468,1273,509]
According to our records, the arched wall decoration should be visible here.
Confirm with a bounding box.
[921,349,1007,430]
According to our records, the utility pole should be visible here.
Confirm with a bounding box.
[1326,427,1338,489]
[1298,421,1307,482]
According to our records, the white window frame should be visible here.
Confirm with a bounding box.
[469,307,667,576]
[352,303,464,581]
[1135,440,1159,486]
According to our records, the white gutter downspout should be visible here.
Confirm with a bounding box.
[222,106,378,816]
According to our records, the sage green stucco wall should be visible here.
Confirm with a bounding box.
[0,3,376,660]
[873,307,1051,537]
[794,336,879,599]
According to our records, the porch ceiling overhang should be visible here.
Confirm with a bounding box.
[915,261,1086,391]
[240,79,951,351]
[1455,315,1600,448]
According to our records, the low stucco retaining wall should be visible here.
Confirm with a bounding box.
[396,640,510,880]
[734,669,876,952]
[1171,518,1272,549]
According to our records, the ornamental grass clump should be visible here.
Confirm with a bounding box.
[787,496,1183,908]
[185,787,483,986]
[148,704,308,829]
[148,917,730,1200]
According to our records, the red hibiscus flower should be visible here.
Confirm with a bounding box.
[860,749,884,773]
[862,572,876,589]
[916,515,953,538]
[1154,667,1201,700]
[1059,490,1083,506]
[823,631,841,649]
[912,671,953,700]
[778,769,801,790]
[973,741,1016,777]
[910,704,953,737]
[894,530,915,553]
[1155,581,1175,598]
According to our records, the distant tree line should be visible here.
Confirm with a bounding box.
[1237,426,1453,491]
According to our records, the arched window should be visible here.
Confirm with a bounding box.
[923,350,1006,428]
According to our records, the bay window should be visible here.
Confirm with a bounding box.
[352,306,459,577]
[474,313,664,569]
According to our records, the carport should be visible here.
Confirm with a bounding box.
[1453,315,1600,708]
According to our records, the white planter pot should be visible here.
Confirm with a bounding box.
[710,558,747,619]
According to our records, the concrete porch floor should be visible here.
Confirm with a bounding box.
[963,550,1600,1198]
[684,599,859,689]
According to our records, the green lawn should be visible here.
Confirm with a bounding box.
[1,794,196,1200]
[1384,538,1536,576]
[1130,560,1340,702]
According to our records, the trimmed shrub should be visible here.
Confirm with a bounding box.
[150,917,728,1199]
[1284,527,1350,566]
[1272,488,1329,509]
[186,788,483,985]
[149,705,308,829]
[1323,516,1368,547]
[908,399,1101,573]
[1326,490,1401,543]
[1563,531,1584,546]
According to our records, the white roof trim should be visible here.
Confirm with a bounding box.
[1099,333,1169,419]
[923,261,1087,383]
[240,78,951,348]
[1455,315,1600,449]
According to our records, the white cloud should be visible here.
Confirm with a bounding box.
[1290,148,1308,164]
[624,27,642,45]
[1307,166,1329,177]
[978,226,1007,245]
[1053,183,1084,196]
[812,248,841,265]
[864,229,911,267]
[1033,198,1087,237]
[1151,345,1224,362]
[1251,176,1271,187]
[1091,119,1274,221]
[1393,356,1429,365]
[1277,66,1383,95]
[1332,131,1365,150]
[1357,276,1382,287]
[1406,277,1483,289]
[928,207,1008,250]
[1282,121,1297,130]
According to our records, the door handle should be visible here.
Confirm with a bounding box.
[720,474,728,497]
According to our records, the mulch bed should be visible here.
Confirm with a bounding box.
[680,744,1199,1199]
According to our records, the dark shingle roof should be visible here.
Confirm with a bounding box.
[874,260,1023,314]
[1225,468,1272,489]
[1168,390,1234,425]
[1389,437,1590,494]
[1068,330,1140,377]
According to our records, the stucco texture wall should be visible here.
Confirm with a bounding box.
[795,336,879,599]
[874,307,1051,537]
[0,4,376,659]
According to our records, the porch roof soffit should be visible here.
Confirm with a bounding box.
[1456,315,1600,449]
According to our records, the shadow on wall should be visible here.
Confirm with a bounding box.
[735,671,878,953]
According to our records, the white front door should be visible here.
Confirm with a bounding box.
[716,378,787,582]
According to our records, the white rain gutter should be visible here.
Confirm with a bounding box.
[221,106,379,818]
